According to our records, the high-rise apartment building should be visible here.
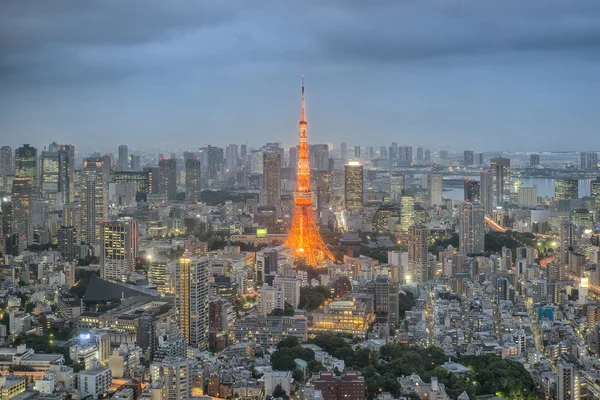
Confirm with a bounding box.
[518,187,538,207]
[130,154,141,171]
[530,153,540,167]
[59,144,75,203]
[427,174,443,206]
[14,144,38,199]
[459,201,485,255]
[591,177,600,200]
[100,218,139,281]
[344,162,363,210]
[176,255,209,349]
[559,221,575,265]
[262,152,281,208]
[0,146,13,175]
[490,157,510,207]
[11,177,33,248]
[353,146,361,160]
[580,151,598,170]
[340,142,347,163]
[374,275,400,325]
[408,225,428,284]
[398,146,413,165]
[463,150,474,165]
[81,157,109,246]
[158,158,177,201]
[58,226,78,261]
[555,179,578,201]
[416,147,424,163]
[185,158,201,203]
[118,145,129,171]
[150,358,194,400]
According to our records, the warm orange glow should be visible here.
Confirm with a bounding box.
[285,78,334,266]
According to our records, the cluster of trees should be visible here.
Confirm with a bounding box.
[299,286,331,311]
[270,337,325,381]
[77,255,99,266]
[269,302,295,317]
[398,291,416,319]
[485,231,537,254]
[303,336,540,399]
[199,190,258,206]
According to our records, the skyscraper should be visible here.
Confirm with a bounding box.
[40,150,62,197]
[463,150,474,165]
[14,144,38,198]
[591,177,600,200]
[399,196,414,233]
[416,147,424,163]
[310,144,329,171]
[0,146,13,175]
[176,255,209,349]
[59,144,75,203]
[398,146,413,165]
[464,179,480,202]
[559,221,575,265]
[207,146,223,180]
[285,78,334,265]
[11,177,33,248]
[81,157,109,246]
[100,218,139,281]
[263,152,281,208]
[340,142,347,163]
[344,162,363,210]
[390,172,405,203]
[427,174,443,206]
[158,158,177,201]
[408,225,428,283]
[354,146,361,160]
[555,179,578,201]
[530,153,540,167]
[479,170,493,215]
[151,358,194,400]
[459,201,485,255]
[118,145,129,171]
[580,151,598,170]
[225,144,238,172]
[185,158,201,203]
[490,157,510,207]
[130,155,141,171]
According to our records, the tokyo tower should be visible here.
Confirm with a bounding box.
[285,77,334,265]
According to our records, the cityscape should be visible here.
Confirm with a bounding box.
[2,2,600,400]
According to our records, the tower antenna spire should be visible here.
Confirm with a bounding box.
[301,75,305,122]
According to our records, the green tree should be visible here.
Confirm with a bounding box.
[292,368,304,383]
[299,286,331,311]
[273,384,287,399]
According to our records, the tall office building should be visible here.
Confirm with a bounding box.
[340,142,347,163]
[240,144,247,159]
[81,157,109,246]
[365,146,374,160]
[0,146,13,175]
[408,225,428,284]
[459,201,485,255]
[559,221,575,265]
[176,255,209,349]
[207,146,223,180]
[427,174,443,206]
[158,158,177,201]
[58,226,78,261]
[118,145,129,171]
[14,144,38,199]
[555,179,578,201]
[344,162,363,210]
[262,152,281,208]
[59,144,75,203]
[580,151,598,170]
[398,146,412,165]
[479,170,493,215]
[185,158,201,203]
[100,218,139,281]
[399,196,415,233]
[591,177,600,200]
[40,151,62,197]
[416,147,424,163]
[310,144,329,171]
[464,179,480,202]
[490,157,510,207]
[374,276,400,325]
[11,177,33,248]
[530,153,540,167]
[129,155,140,171]
[424,149,431,164]
[353,146,361,160]
[390,172,405,203]
[225,144,238,172]
[463,150,474,165]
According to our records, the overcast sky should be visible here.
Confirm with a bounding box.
[1,0,599,152]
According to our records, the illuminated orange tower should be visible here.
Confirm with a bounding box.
[285,77,334,265]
